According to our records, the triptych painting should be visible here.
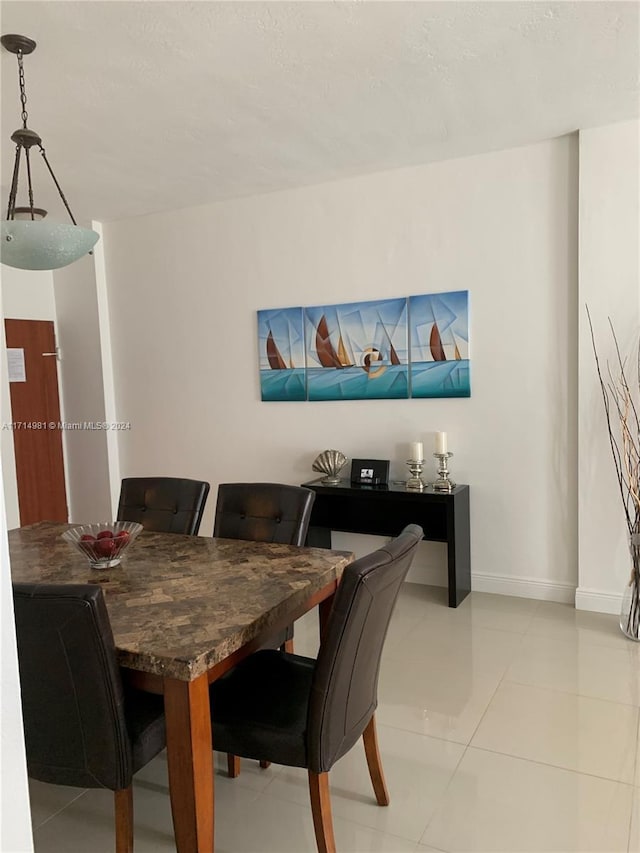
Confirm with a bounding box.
[258,291,470,402]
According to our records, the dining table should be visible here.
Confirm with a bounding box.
[8,521,353,853]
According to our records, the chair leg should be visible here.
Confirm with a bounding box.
[259,760,271,769]
[114,786,133,853]
[362,715,390,806]
[283,638,295,653]
[308,770,336,853]
[227,754,241,778]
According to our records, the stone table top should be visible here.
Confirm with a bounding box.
[8,522,353,682]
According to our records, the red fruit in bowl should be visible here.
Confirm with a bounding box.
[80,534,96,542]
[115,530,130,542]
[95,538,117,558]
[97,530,114,540]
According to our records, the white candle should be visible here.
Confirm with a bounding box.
[435,432,448,454]
[410,441,423,460]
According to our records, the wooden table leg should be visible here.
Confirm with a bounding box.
[318,580,337,641]
[164,673,214,853]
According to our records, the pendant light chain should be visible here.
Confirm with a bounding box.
[38,146,78,225]
[24,148,36,218]
[15,48,36,219]
[5,49,22,218]
[17,49,29,128]
[6,145,21,220]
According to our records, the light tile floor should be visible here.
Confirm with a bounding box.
[27,584,640,853]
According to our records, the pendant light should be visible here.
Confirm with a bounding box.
[1,34,99,271]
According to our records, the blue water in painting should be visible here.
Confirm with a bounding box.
[261,369,306,402]
[261,362,469,401]
[410,361,471,398]
[308,366,409,401]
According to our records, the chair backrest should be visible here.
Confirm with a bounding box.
[307,524,423,773]
[213,483,315,546]
[12,582,133,790]
[117,476,210,535]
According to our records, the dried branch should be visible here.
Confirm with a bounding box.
[586,306,640,538]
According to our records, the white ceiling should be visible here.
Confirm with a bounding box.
[1,1,638,224]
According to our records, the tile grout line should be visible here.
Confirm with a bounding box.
[463,629,526,746]
[627,714,640,853]
[417,738,467,847]
[502,674,640,709]
[422,650,513,845]
[467,742,639,787]
[417,623,527,849]
[30,789,89,832]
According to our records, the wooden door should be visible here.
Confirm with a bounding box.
[5,319,68,525]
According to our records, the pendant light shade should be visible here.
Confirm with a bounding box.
[1,33,99,271]
[1,220,99,270]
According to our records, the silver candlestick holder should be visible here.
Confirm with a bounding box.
[405,459,426,491]
[433,452,455,492]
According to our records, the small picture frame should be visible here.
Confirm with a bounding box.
[350,459,390,487]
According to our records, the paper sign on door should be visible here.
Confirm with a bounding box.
[7,348,26,382]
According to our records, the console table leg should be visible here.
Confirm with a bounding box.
[307,526,332,549]
[448,489,471,607]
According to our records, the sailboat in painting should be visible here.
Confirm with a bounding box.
[375,315,402,366]
[430,322,446,361]
[429,321,464,362]
[315,315,354,368]
[266,330,288,370]
[336,333,354,368]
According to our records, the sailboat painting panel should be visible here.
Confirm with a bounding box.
[305,298,409,401]
[257,308,306,401]
[409,291,470,398]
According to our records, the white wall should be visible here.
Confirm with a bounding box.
[53,254,111,522]
[101,136,579,598]
[1,268,56,321]
[577,119,640,613]
[0,467,33,852]
[0,267,55,529]
[0,275,33,853]
[0,314,20,531]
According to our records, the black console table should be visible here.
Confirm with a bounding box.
[302,479,470,607]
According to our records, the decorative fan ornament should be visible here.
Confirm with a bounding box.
[312,450,348,485]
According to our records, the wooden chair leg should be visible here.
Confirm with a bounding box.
[362,715,390,806]
[227,753,240,778]
[114,786,133,853]
[259,760,271,769]
[308,770,336,853]
[283,638,295,653]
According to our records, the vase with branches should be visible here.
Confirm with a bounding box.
[587,308,640,640]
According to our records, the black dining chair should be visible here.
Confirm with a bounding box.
[213,482,315,549]
[209,523,423,853]
[13,582,167,853]
[213,481,316,776]
[213,482,316,654]
[117,476,210,535]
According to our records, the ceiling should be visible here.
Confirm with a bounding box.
[1,1,638,224]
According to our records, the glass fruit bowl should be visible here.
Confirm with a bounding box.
[61,521,143,569]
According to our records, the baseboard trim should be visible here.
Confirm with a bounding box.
[472,572,575,604]
[574,587,623,614]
